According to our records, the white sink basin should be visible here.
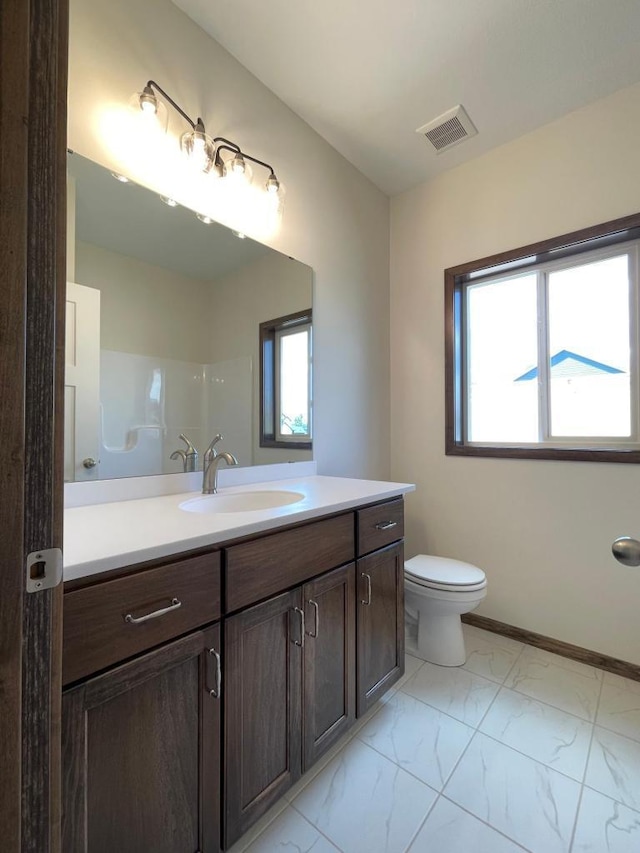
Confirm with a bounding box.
[179,490,305,514]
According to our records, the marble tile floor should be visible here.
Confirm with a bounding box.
[229,623,640,853]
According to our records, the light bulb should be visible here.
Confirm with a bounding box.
[111,172,131,183]
[228,154,246,174]
[197,213,214,225]
[139,86,158,114]
[222,153,253,188]
[180,124,215,173]
[232,230,246,239]
[160,196,178,207]
[265,174,280,194]
[128,89,168,133]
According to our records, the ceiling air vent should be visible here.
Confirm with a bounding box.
[416,105,477,154]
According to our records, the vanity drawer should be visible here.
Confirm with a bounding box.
[63,552,221,685]
[225,513,355,612]
[357,499,404,556]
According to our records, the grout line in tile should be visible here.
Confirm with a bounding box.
[504,680,597,723]
[567,672,604,851]
[473,675,504,730]
[587,717,640,745]
[581,783,640,815]
[401,792,442,852]
[489,680,602,727]
[567,781,586,853]
[440,728,482,794]
[438,793,534,852]
[394,678,495,732]
[288,801,346,852]
[501,638,528,682]
[474,727,588,786]
[352,729,452,792]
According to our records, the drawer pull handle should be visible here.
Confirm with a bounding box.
[307,599,319,638]
[124,597,182,625]
[208,648,222,699]
[292,607,305,648]
[361,573,372,606]
[375,520,397,531]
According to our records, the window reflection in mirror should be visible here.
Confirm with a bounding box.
[260,310,312,449]
[65,152,312,482]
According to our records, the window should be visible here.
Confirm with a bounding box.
[260,309,312,449]
[445,212,640,462]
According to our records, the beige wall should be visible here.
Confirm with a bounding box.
[391,82,640,665]
[76,241,212,362]
[68,0,390,479]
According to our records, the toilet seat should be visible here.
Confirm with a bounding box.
[405,555,486,593]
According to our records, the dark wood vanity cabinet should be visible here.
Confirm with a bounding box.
[356,542,405,715]
[302,563,356,768]
[223,589,303,845]
[62,495,405,852]
[355,499,405,716]
[223,563,356,848]
[62,624,221,853]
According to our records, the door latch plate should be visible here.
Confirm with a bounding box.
[26,548,63,592]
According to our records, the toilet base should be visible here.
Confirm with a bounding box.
[417,612,467,667]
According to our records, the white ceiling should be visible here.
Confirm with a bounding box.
[173,0,640,196]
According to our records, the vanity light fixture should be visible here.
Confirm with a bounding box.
[133,80,284,204]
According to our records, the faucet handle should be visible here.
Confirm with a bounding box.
[178,433,199,472]
[179,433,197,455]
[204,433,224,465]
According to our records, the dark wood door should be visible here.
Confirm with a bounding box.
[62,626,221,853]
[224,590,302,848]
[0,1,67,850]
[302,563,355,770]
[356,542,405,716]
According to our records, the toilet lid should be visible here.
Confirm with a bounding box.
[405,555,486,588]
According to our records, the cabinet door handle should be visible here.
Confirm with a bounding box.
[361,573,372,606]
[307,599,319,638]
[375,520,397,530]
[207,648,222,699]
[292,607,305,647]
[124,597,182,625]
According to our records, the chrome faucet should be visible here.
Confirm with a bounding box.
[170,433,198,472]
[203,451,238,494]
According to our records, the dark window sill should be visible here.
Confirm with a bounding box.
[446,442,640,464]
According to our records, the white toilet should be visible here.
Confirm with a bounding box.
[404,555,487,667]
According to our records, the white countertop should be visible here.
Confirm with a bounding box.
[64,475,414,581]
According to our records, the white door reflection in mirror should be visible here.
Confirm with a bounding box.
[65,282,100,481]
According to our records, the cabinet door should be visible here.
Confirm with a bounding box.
[62,625,221,853]
[302,563,355,770]
[357,542,405,716]
[224,589,302,848]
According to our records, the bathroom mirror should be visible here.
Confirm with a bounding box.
[65,152,313,482]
